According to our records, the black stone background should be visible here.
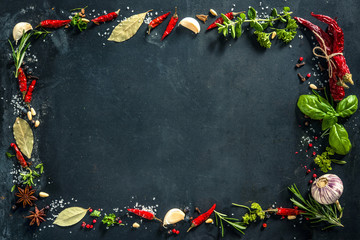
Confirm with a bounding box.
[0,0,359,239]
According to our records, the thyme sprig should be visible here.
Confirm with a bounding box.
[217,6,297,48]
[289,184,344,229]
[214,210,246,237]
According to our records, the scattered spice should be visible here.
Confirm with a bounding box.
[132,222,140,228]
[297,73,306,82]
[306,73,311,78]
[295,62,305,68]
[299,57,304,61]
[25,205,46,226]
[196,14,208,23]
[15,186,38,208]
[262,223,267,228]
[309,84,318,90]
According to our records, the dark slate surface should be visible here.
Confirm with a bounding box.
[1,0,359,239]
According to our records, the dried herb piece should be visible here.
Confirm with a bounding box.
[53,207,89,227]
[108,10,151,42]
[25,205,46,226]
[15,185,38,208]
[13,117,34,159]
[196,14,208,23]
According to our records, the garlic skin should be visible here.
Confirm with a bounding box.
[13,22,33,44]
[311,174,343,205]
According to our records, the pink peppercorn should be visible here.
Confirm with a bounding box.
[312,151,316,156]
[299,57,304,61]
[176,230,180,235]
[307,169,311,174]
[306,73,311,78]
[314,136,318,140]
[92,219,97,224]
[262,223,267,228]
[308,143,313,148]
[118,220,122,224]
[309,180,313,184]
[81,222,86,228]
[172,229,177,234]
[90,225,94,229]
[89,208,93,213]
[86,224,90,229]
[313,174,317,178]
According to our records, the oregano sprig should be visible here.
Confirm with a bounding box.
[217,6,297,48]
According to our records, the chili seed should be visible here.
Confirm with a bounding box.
[183,206,190,213]
[27,111,32,121]
[31,107,36,116]
[306,73,311,78]
[34,120,40,128]
[262,223,267,228]
[209,9,218,16]
[313,174,317,178]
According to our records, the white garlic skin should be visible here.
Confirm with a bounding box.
[13,22,33,44]
[311,174,343,205]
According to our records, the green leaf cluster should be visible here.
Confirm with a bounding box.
[90,210,101,217]
[233,202,265,225]
[289,184,343,229]
[20,168,41,186]
[102,213,123,227]
[314,147,346,173]
[214,210,246,237]
[70,13,88,31]
[216,6,298,48]
[297,93,358,155]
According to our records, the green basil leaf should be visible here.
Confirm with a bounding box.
[253,21,263,32]
[329,123,352,155]
[283,6,290,12]
[322,115,338,131]
[297,95,334,120]
[336,95,358,118]
[240,13,246,21]
[231,25,236,38]
[248,7,256,20]
[271,8,278,17]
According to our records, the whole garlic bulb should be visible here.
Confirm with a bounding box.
[13,22,33,44]
[311,174,343,205]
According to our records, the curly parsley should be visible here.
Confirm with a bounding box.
[314,147,346,173]
[102,213,123,227]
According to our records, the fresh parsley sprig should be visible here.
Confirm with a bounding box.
[70,13,89,31]
[217,6,297,48]
[289,184,343,229]
[314,147,346,173]
[233,202,265,225]
[102,213,123,227]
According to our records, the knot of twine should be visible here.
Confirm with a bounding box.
[311,31,343,78]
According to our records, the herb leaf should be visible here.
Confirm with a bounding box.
[248,7,257,20]
[329,123,351,155]
[297,95,334,120]
[336,95,358,118]
[322,114,338,131]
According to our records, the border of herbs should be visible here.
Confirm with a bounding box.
[216,7,298,48]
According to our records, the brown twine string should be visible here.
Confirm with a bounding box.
[311,31,343,79]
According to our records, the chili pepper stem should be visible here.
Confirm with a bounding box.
[187,223,196,232]
[115,9,120,15]
[154,216,162,223]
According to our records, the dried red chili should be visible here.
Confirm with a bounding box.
[91,9,120,25]
[10,143,28,168]
[39,20,71,28]
[266,207,304,216]
[187,204,216,232]
[127,208,161,222]
[24,80,36,103]
[161,7,178,41]
[17,68,27,96]
[207,12,242,31]
[148,11,171,34]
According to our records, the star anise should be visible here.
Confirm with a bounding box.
[15,186,38,208]
[25,205,46,226]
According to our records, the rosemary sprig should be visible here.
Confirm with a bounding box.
[289,184,344,229]
[9,30,50,78]
[214,210,246,237]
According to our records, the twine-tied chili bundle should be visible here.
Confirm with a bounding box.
[311,31,343,79]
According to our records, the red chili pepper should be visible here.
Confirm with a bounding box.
[91,9,120,25]
[10,143,28,168]
[161,7,178,41]
[329,75,345,101]
[266,207,304,216]
[187,204,216,232]
[148,11,171,34]
[207,12,242,31]
[24,80,36,103]
[40,20,71,28]
[17,68,27,94]
[127,209,161,222]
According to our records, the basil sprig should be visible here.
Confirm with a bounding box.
[297,93,358,155]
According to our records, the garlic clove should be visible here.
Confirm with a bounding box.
[13,22,33,44]
[163,208,185,227]
[179,17,201,34]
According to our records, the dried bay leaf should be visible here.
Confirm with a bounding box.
[13,117,33,159]
[53,207,89,227]
[108,10,151,42]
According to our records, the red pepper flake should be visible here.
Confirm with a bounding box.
[308,143,313,148]
[262,223,267,228]
[312,174,317,178]
[299,57,304,61]
[307,169,311,174]
[306,73,311,78]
